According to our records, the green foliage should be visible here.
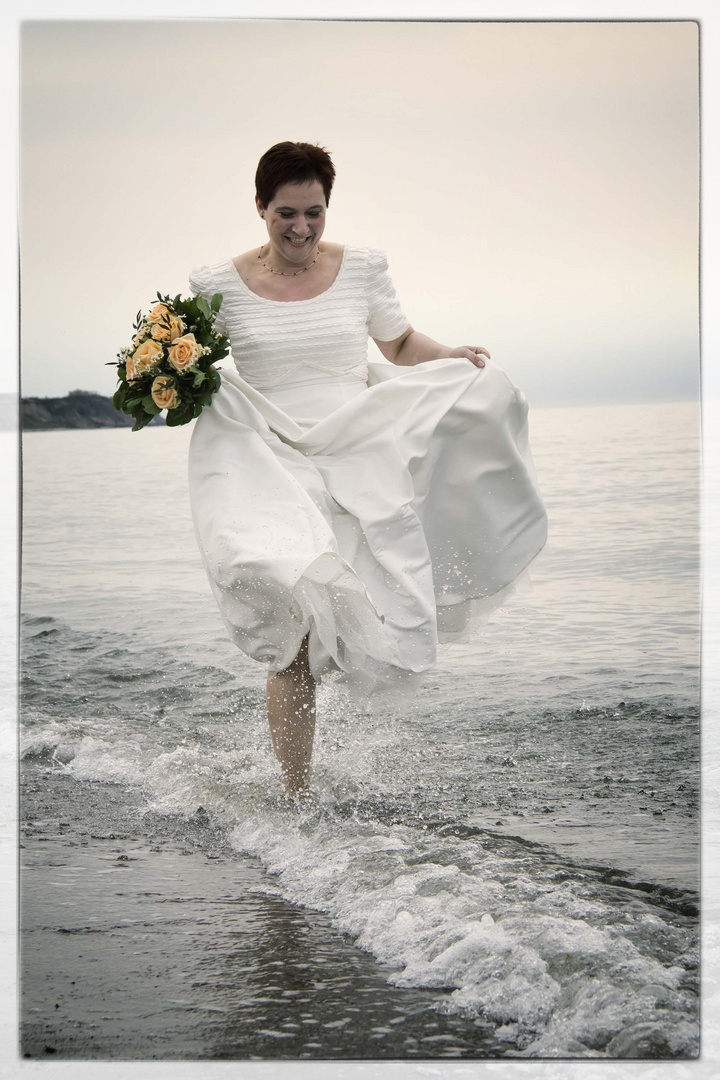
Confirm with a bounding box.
[166,403,192,427]
[131,409,155,432]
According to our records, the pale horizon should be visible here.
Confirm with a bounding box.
[19,19,699,407]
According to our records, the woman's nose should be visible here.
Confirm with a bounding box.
[293,220,311,236]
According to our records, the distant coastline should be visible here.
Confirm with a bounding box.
[12,391,164,432]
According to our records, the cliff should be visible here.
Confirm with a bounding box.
[20,391,164,431]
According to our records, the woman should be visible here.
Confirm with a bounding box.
[188,142,547,799]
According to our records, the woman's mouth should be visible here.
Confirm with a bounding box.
[285,236,312,247]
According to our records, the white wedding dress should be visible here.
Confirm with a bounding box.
[188,247,547,694]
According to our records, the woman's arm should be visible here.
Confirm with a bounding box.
[374,328,490,369]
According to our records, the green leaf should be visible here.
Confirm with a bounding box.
[193,370,206,388]
[142,395,161,415]
[165,405,191,427]
[196,296,212,320]
[211,292,223,312]
[193,401,203,418]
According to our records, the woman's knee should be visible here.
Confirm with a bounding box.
[292,636,314,679]
[271,635,314,681]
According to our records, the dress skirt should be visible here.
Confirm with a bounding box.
[188,358,548,694]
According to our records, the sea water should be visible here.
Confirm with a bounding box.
[18,400,700,1058]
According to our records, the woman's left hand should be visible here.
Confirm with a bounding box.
[447,346,490,368]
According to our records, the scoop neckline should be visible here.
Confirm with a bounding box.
[228,245,348,305]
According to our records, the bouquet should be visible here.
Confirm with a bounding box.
[111,291,229,430]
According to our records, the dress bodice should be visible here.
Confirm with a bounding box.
[189,247,411,394]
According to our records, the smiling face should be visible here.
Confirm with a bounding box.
[257,180,327,270]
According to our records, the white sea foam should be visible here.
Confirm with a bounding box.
[219,802,696,1056]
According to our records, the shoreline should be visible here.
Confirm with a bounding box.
[19,764,509,1061]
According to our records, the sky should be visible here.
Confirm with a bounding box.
[18,17,700,406]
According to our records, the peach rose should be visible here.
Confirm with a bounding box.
[147,302,173,324]
[133,329,149,349]
[167,333,201,372]
[150,314,185,343]
[151,376,180,410]
[127,338,164,381]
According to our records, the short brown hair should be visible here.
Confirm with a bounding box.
[255,142,336,209]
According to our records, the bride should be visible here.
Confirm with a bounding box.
[188,141,547,799]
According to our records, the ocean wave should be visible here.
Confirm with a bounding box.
[19,611,699,1057]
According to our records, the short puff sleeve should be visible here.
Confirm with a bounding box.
[366,249,411,342]
[189,264,227,335]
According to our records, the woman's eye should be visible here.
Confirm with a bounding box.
[277,209,321,219]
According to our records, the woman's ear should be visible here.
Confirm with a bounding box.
[255,196,265,219]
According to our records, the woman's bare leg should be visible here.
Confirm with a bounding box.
[266,636,316,797]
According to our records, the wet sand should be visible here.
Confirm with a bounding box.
[20,764,509,1061]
